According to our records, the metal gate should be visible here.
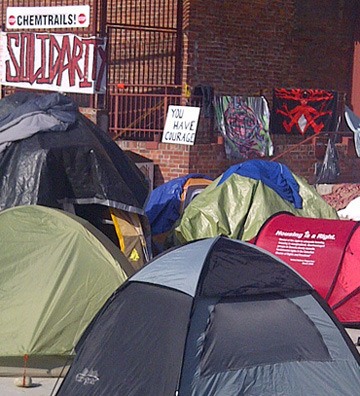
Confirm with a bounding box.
[106,0,185,140]
[0,0,185,139]
[106,0,182,89]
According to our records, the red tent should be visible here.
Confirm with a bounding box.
[253,212,360,327]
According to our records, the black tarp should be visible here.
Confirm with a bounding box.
[0,92,149,214]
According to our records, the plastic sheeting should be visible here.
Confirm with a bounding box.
[0,92,149,215]
[173,161,338,245]
[218,160,302,208]
[146,173,212,235]
[315,137,340,184]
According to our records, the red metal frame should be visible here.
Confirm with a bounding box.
[0,0,187,140]
[108,83,202,141]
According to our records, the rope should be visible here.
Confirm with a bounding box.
[49,354,74,396]
[270,133,318,162]
[22,354,29,386]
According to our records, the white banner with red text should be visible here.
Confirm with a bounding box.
[0,31,107,94]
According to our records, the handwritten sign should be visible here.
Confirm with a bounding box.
[162,105,200,145]
[0,31,106,94]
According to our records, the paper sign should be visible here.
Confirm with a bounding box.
[6,6,90,29]
[162,105,200,145]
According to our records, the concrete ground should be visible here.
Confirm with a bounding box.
[0,377,63,396]
[346,328,360,353]
[0,329,358,395]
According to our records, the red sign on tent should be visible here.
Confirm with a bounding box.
[253,213,360,326]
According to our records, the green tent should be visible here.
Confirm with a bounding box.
[173,171,339,245]
[0,205,131,377]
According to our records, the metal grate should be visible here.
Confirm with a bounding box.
[106,0,182,88]
[0,0,186,139]
[108,83,202,141]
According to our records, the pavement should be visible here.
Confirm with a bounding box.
[0,329,358,395]
[0,377,63,396]
[346,328,360,353]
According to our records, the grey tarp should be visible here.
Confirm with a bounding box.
[0,91,77,153]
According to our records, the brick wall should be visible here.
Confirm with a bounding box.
[118,134,360,188]
[119,0,360,189]
[185,0,357,98]
[8,0,356,188]
[117,139,230,185]
[117,140,192,186]
[270,134,360,184]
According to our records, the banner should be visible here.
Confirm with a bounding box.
[6,6,90,30]
[0,31,106,94]
[254,213,356,300]
[214,96,273,160]
[271,88,339,135]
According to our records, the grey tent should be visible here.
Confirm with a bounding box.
[57,236,360,396]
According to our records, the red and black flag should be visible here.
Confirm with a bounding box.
[270,88,339,135]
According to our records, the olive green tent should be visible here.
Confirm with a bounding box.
[173,162,339,245]
[0,205,132,377]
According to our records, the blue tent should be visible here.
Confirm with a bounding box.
[146,173,212,236]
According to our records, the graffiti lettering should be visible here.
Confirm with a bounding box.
[2,32,106,94]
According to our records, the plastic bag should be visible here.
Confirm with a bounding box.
[315,137,340,184]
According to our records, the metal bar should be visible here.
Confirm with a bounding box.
[106,23,177,33]
[175,0,183,85]
[108,83,201,141]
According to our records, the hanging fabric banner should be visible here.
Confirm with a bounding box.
[270,88,339,135]
[214,96,273,160]
[0,31,107,94]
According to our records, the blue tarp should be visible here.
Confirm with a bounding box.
[146,174,213,235]
[218,160,303,209]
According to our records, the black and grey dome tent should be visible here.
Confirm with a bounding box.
[0,92,152,267]
[57,236,360,396]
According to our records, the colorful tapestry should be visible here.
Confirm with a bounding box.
[214,96,273,160]
[271,88,339,135]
